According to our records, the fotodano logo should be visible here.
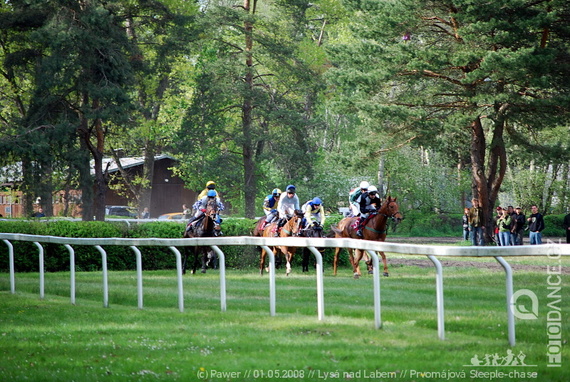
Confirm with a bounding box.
[511,289,539,320]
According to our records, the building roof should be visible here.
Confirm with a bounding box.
[93,154,176,175]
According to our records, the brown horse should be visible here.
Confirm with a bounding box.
[259,210,304,276]
[331,196,402,278]
[182,197,220,274]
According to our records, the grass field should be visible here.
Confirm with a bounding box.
[0,255,568,382]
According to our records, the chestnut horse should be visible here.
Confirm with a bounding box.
[259,210,304,276]
[331,196,402,278]
[182,197,220,274]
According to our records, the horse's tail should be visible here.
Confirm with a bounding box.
[330,225,342,234]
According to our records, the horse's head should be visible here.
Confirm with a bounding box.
[284,209,304,236]
[382,196,403,225]
[205,197,219,216]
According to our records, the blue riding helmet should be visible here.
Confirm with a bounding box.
[312,197,322,205]
[207,190,217,197]
[286,185,296,193]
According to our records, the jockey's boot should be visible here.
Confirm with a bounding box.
[356,218,364,237]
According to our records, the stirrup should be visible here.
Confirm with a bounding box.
[356,229,363,237]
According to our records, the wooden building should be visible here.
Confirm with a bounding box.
[0,155,197,218]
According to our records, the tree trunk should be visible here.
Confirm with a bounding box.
[470,113,508,244]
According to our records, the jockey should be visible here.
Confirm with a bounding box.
[302,197,325,228]
[356,185,381,237]
[263,188,281,225]
[276,185,300,234]
[349,181,370,216]
[197,180,218,199]
[187,190,225,230]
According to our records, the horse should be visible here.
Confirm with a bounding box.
[182,197,220,274]
[331,196,402,278]
[259,210,304,276]
[300,222,325,272]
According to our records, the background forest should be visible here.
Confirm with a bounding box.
[1,0,569,238]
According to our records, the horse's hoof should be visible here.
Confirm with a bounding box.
[353,273,360,279]
[201,269,207,274]
[383,272,389,277]
[368,270,374,274]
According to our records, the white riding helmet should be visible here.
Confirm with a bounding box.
[368,185,378,193]
[359,181,370,189]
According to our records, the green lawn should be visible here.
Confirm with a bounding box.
[0,260,568,381]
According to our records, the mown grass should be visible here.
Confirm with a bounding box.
[0,260,568,382]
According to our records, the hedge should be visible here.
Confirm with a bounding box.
[2,212,565,272]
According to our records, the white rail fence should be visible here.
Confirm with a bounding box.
[1,233,569,346]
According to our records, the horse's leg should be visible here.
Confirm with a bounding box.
[260,248,266,276]
[190,246,199,275]
[333,247,341,275]
[380,251,389,277]
[284,247,292,276]
[200,247,208,273]
[182,247,189,275]
[302,248,309,272]
[352,249,362,279]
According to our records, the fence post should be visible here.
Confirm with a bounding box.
[168,246,184,313]
[210,246,226,312]
[307,246,325,321]
[130,246,143,309]
[94,246,109,308]
[64,244,75,305]
[33,242,44,300]
[427,255,445,340]
[495,256,515,346]
[365,250,382,329]
[2,240,15,294]
[260,245,276,316]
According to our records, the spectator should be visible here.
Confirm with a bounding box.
[507,206,516,245]
[527,205,545,245]
[493,206,502,246]
[468,198,485,246]
[182,204,192,220]
[141,207,150,219]
[512,207,526,245]
[497,208,512,246]
[563,211,570,244]
[32,208,46,218]
[462,208,470,241]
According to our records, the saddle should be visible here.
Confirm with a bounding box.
[351,212,377,230]
[185,215,205,232]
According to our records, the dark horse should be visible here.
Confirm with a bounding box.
[331,196,402,278]
[259,210,304,276]
[182,198,220,274]
[300,222,325,272]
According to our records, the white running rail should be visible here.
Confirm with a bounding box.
[2,234,569,346]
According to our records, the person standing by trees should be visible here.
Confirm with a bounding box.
[527,205,545,245]
[462,207,470,241]
[468,198,485,246]
[497,208,512,246]
[512,207,526,245]
[563,212,570,244]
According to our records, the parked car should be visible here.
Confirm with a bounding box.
[105,205,138,218]
[158,212,184,220]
